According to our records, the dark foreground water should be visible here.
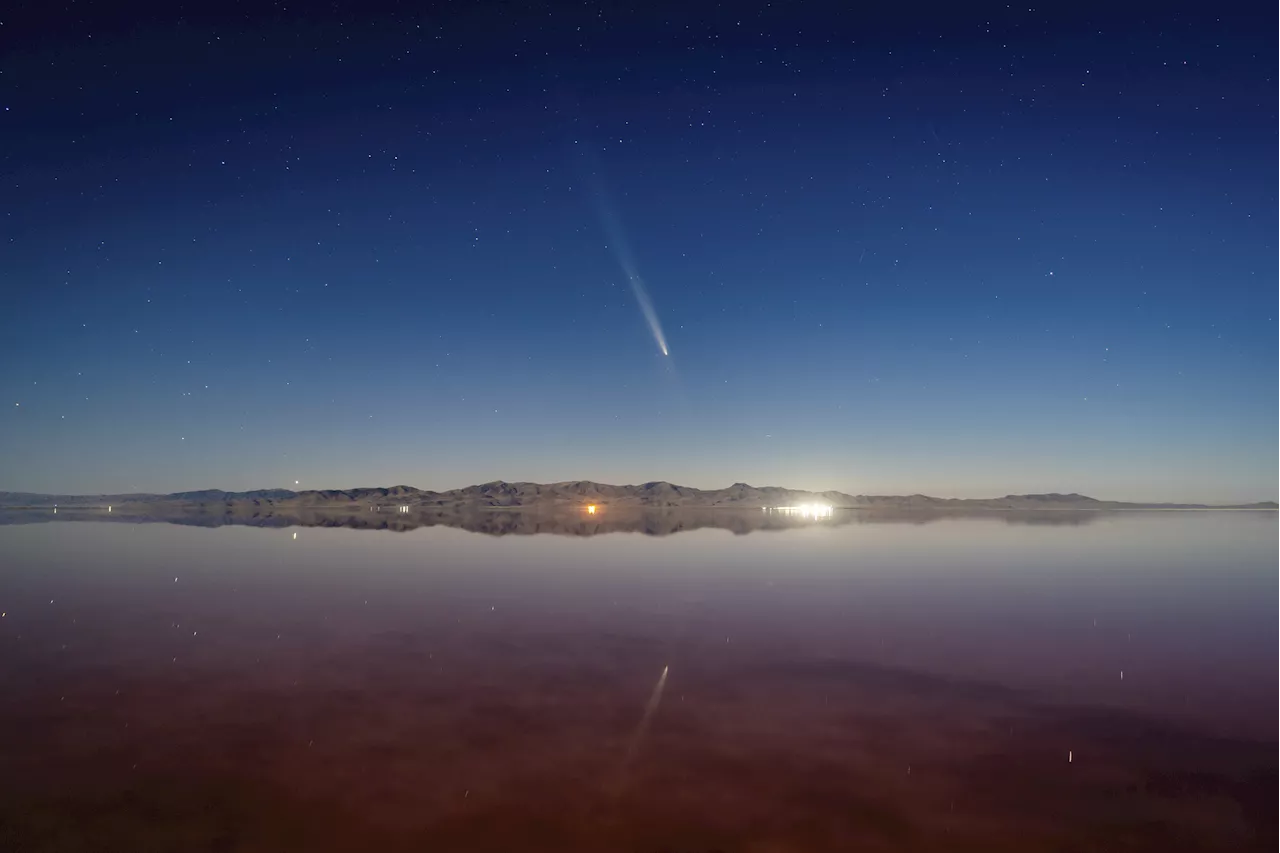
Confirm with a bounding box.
[0,510,1275,851]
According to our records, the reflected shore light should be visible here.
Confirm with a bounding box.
[768,504,833,519]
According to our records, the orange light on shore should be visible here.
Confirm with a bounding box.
[586,505,597,514]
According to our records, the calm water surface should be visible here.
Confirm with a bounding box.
[0,511,1275,851]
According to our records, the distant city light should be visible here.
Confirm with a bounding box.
[586,505,597,514]
[768,503,833,519]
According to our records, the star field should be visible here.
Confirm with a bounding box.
[0,0,1274,501]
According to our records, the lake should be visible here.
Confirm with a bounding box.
[0,510,1274,851]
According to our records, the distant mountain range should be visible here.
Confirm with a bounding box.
[0,481,1274,511]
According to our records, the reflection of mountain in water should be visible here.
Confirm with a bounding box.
[0,506,1112,536]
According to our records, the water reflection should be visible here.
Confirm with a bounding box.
[0,512,1274,851]
[0,505,1121,536]
[765,503,835,519]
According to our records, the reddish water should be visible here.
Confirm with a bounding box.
[0,512,1274,851]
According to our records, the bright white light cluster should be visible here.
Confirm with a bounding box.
[769,503,834,518]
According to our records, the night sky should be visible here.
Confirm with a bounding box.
[1,1,1274,501]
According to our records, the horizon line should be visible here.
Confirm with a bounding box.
[2,480,1276,507]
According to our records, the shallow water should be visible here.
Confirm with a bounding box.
[0,510,1275,851]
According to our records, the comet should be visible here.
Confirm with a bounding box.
[591,190,670,356]
[577,145,671,357]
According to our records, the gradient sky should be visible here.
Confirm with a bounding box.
[1,1,1275,502]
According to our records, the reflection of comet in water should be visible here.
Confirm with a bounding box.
[614,664,670,795]
[586,170,670,357]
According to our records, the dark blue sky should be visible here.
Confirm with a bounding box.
[1,0,1274,500]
